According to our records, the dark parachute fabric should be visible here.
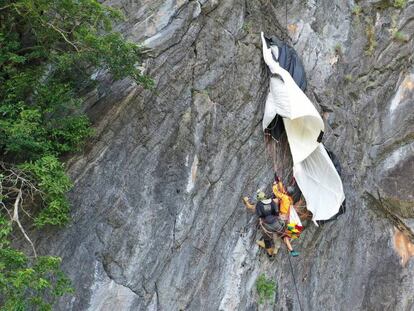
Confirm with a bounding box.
[290,182,302,204]
[265,35,307,91]
[325,147,342,176]
[264,35,308,140]
[264,115,285,140]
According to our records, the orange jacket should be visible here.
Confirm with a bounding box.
[272,181,292,215]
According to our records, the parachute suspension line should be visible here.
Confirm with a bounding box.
[272,140,278,172]
[283,166,293,185]
[263,132,279,173]
[282,135,288,170]
[277,132,293,185]
[263,136,277,195]
[287,248,303,311]
[285,0,288,36]
[263,136,272,173]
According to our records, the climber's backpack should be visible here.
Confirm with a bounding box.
[256,200,279,219]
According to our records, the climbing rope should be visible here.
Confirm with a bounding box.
[259,218,285,238]
[263,132,279,176]
[287,248,303,311]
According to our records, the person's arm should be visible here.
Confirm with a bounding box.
[272,182,285,200]
[277,180,286,193]
[242,197,256,212]
[273,182,292,214]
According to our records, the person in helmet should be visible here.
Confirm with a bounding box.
[243,189,282,257]
[242,175,300,257]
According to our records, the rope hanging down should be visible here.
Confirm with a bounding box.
[287,248,303,311]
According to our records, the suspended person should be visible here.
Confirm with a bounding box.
[242,189,299,257]
[242,190,282,257]
[272,175,302,256]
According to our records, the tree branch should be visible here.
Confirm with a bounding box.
[12,189,37,258]
[1,162,42,259]
[45,22,80,52]
[0,4,13,11]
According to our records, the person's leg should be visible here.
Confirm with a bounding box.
[284,236,299,256]
[272,234,282,255]
[283,236,293,251]
[266,247,274,256]
[264,238,274,256]
[256,237,275,257]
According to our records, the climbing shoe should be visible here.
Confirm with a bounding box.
[290,250,299,257]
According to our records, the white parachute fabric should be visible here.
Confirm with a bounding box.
[293,145,345,223]
[261,35,324,164]
[261,32,345,222]
[289,206,302,227]
[283,116,324,164]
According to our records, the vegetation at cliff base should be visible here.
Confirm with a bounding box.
[0,0,151,308]
[256,273,277,305]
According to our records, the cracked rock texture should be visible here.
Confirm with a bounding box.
[35,0,414,310]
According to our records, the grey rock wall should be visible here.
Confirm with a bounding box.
[36,0,414,310]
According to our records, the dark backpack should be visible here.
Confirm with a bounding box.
[256,200,279,218]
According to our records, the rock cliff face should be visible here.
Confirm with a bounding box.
[37,0,414,310]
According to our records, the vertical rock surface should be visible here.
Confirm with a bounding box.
[35,0,414,310]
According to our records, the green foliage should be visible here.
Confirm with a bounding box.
[242,21,252,33]
[389,15,408,43]
[364,18,377,56]
[256,274,277,305]
[393,0,406,9]
[334,43,342,56]
[392,31,408,42]
[374,0,407,10]
[0,0,152,223]
[352,5,362,16]
[0,216,73,310]
[344,74,354,83]
[0,0,153,308]
[20,156,72,227]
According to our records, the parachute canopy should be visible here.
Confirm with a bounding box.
[261,32,345,223]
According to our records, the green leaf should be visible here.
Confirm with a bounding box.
[256,274,277,305]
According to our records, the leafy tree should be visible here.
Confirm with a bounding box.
[0,0,152,308]
[0,215,74,310]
